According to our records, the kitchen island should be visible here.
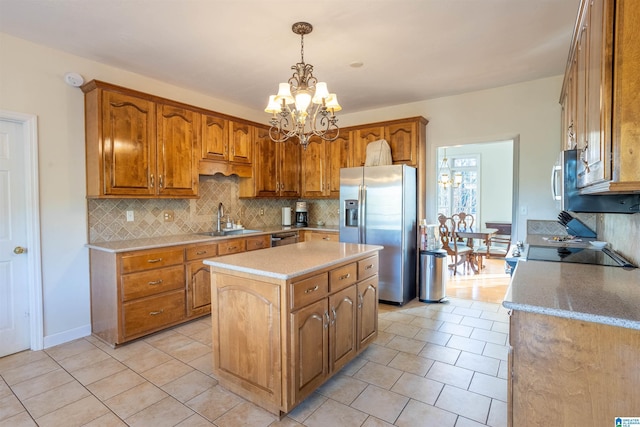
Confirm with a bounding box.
[203,240,382,417]
[503,260,640,426]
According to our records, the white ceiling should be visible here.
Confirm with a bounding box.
[0,0,580,114]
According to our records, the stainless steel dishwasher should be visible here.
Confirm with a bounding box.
[270,231,300,247]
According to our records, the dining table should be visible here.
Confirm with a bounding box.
[456,227,498,273]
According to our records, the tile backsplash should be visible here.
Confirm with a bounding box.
[88,175,339,242]
[600,213,640,266]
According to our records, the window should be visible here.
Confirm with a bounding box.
[437,152,480,226]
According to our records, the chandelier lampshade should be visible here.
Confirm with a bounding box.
[265,22,341,149]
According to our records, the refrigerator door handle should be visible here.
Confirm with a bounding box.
[360,184,367,243]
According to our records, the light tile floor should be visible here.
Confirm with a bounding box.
[0,295,509,427]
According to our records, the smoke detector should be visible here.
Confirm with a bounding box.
[64,72,84,87]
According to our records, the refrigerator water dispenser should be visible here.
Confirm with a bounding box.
[344,200,358,227]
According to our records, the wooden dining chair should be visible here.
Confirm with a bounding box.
[437,214,473,275]
[453,212,474,231]
[474,222,511,270]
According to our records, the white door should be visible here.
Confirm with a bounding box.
[0,116,39,356]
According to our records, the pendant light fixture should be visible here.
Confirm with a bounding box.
[437,149,462,187]
[265,22,341,149]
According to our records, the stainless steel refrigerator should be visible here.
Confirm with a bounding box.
[339,165,416,304]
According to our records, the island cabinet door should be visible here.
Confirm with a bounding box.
[357,277,378,349]
[212,274,282,409]
[329,285,357,373]
[291,298,329,405]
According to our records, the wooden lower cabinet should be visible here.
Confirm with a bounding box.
[508,309,640,427]
[89,235,269,346]
[302,230,339,242]
[210,253,379,416]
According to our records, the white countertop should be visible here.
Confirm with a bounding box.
[85,224,339,253]
[203,241,383,280]
[503,260,640,330]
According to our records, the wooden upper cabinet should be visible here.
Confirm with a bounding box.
[199,116,253,178]
[279,141,301,198]
[156,104,199,197]
[253,126,279,197]
[386,120,417,166]
[98,90,156,197]
[562,0,640,193]
[201,114,228,162]
[610,0,640,190]
[229,121,253,164]
[351,126,384,167]
[243,126,300,198]
[83,81,198,198]
[301,142,327,198]
[301,133,349,198]
[328,133,351,197]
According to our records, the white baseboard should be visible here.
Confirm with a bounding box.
[43,324,92,349]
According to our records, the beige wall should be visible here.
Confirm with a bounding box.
[2,31,638,347]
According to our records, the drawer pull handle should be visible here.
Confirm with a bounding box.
[149,309,164,316]
[227,246,237,251]
[339,273,351,280]
[147,258,163,263]
[364,264,373,270]
[148,280,163,285]
[304,285,319,294]
[322,236,331,240]
[196,250,208,255]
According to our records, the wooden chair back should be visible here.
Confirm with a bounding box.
[453,212,474,231]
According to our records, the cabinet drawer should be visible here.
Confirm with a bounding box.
[186,243,217,261]
[358,255,378,280]
[246,235,270,251]
[123,290,185,338]
[291,273,329,311]
[306,231,338,242]
[218,239,245,255]
[329,263,358,292]
[121,248,184,274]
[121,265,185,302]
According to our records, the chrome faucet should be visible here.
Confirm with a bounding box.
[216,203,225,232]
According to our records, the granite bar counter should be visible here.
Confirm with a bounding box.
[503,260,640,330]
[204,240,382,281]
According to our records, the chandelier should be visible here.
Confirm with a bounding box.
[265,22,341,149]
[437,149,462,187]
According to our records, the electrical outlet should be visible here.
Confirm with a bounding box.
[163,210,174,222]
[259,208,264,216]
[126,210,134,222]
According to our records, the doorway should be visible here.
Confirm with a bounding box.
[436,139,516,234]
[0,111,43,356]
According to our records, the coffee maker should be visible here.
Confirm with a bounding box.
[295,201,308,227]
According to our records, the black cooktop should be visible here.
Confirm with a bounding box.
[526,245,635,268]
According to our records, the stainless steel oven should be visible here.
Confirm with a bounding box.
[271,231,299,247]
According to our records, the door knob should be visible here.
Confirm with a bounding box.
[14,246,26,254]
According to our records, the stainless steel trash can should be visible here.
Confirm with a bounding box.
[419,249,447,302]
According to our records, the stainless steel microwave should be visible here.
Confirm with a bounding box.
[551,150,640,214]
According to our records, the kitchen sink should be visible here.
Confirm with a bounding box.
[197,229,262,237]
